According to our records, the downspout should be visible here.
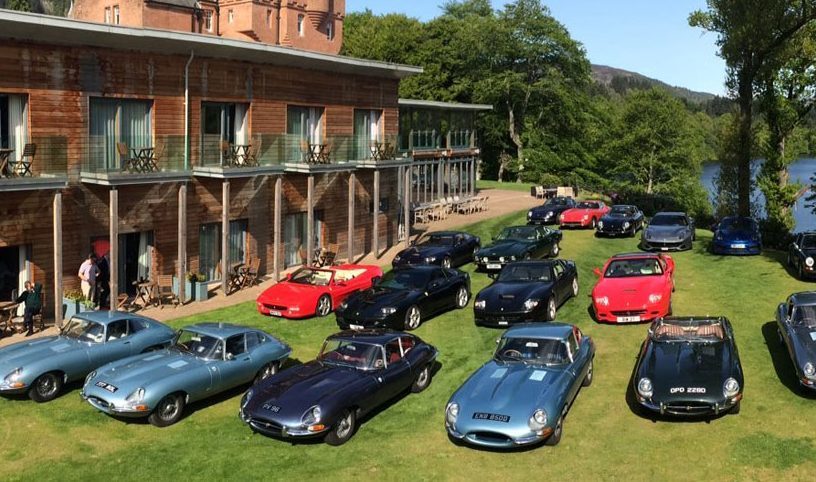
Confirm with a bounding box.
[184,50,195,170]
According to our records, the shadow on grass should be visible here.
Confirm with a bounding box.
[0,379,86,404]
[760,322,816,400]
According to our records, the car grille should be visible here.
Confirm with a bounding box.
[88,396,111,409]
[249,418,284,436]
[264,304,288,311]
[469,431,513,445]
[664,401,714,415]
[611,310,647,317]
[645,240,681,248]
[480,313,523,323]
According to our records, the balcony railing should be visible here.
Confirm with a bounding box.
[81,135,187,175]
[399,129,477,152]
[0,136,69,190]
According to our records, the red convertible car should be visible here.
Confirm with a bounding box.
[591,253,674,324]
[256,264,383,319]
[559,200,610,229]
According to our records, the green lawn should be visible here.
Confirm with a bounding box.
[476,179,536,192]
[4,211,816,481]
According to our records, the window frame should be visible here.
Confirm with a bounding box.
[297,14,305,36]
[113,5,120,25]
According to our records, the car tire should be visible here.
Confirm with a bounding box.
[551,243,560,257]
[404,305,422,330]
[590,218,597,229]
[582,359,594,387]
[316,295,332,317]
[442,257,452,269]
[148,393,185,427]
[571,277,579,297]
[411,364,432,393]
[254,361,279,385]
[325,409,356,446]
[544,413,564,446]
[545,297,557,321]
[455,286,469,309]
[28,372,63,403]
[731,400,741,415]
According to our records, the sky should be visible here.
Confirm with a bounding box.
[346,0,728,96]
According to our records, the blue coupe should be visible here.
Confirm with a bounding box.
[81,323,291,427]
[0,311,175,402]
[711,216,761,255]
[445,323,594,448]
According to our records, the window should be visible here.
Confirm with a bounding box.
[326,21,333,40]
[106,320,129,341]
[205,10,213,32]
[287,105,324,161]
[113,5,120,25]
[246,332,265,350]
[228,9,234,23]
[267,9,272,27]
[104,7,111,24]
[297,14,304,36]
[0,94,29,155]
[89,98,152,170]
[284,212,323,268]
[225,334,247,359]
[353,109,382,160]
[201,102,248,166]
[199,220,249,281]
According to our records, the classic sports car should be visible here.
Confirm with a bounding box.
[640,212,695,252]
[527,197,576,225]
[445,323,594,448]
[240,329,438,445]
[82,323,291,427]
[335,266,470,331]
[474,260,579,327]
[591,253,675,324]
[633,316,744,417]
[0,311,174,402]
[775,292,816,390]
[787,232,816,279]
[559,200,610,229]
[711,216,761,255]
[392,231,480,269]
[256,264,383,319]
[596,205,644,237]
[475,225,562,273]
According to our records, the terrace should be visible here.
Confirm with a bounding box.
[0,136,69,192]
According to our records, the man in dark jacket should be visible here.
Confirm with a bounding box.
[16,281,42,337]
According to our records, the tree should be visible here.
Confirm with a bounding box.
[5,0,32,12]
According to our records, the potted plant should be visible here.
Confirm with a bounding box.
[173,272,209,302]
[63,290,92,319]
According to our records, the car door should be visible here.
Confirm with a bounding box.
[424,269,451,313]
[564,334,584,402]
[551,261,567,303]
[219,334,254,390]
[89,319,135,367]
[331,272,358,300]
[533,227,548,258]
[451,234,467,265]
[375,338,414,403]
[780,299,797,360]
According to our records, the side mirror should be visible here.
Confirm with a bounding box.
[593,267,602,277]
[792,243,799,250]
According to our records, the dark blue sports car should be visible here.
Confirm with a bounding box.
[527,197,576,225]
[240,330,438,445]
[392,231,480,269]
[711,216,761,255]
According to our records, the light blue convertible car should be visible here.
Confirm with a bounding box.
[82,323,291,427]
[0,311,175,402]
[445,323,594,448]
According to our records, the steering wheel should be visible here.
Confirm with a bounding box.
[503,349,523,359]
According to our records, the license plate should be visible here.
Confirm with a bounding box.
[617,316,641,323]
[498,321,508,326]
[486,263,502,270]
[350,324,364,330]
[269,310,282,317]
[95,381,118,393]
[661,247,669,251]
[473,412,510,423]
[731,243,746,249]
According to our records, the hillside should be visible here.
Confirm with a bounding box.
[592,64,717,104]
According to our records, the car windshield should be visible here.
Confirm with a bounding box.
[173,330,224,359]
[604,258,663,277]
[495,337,569,366]
[498,264,552,282]
[288,268,333,286]
[721,217,756,231]
[378,269,431,291]
[319,339,384,370]
[792,305,816,328]
[577,202,599,209]
[61,316,105,343]
[419,233,455,246]
[545,197,569,206]
[610,206,635,216]
[650,214,687,226]
[652,321,724,343]
[802,235,816,249]
[496,226,538,241]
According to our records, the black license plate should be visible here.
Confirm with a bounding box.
[472,412,510,423]
[95,381,118,393]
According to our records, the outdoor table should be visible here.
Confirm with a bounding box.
[134,281,155,307]
[232,145,251,167]
[0,301,20,335]
[309,144,327,164]
[228,263,246,292]
[0,148,15,178]
[131,147,156,172]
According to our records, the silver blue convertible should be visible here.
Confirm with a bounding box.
[445,323,594,448]
[82,323,291,427]
[0,311,175,402]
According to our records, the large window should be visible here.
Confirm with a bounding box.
[0,94,28,157]
[205,10,213,32]
[353,109,382,160]
[199,220,249,281]
[297,14,304,36]
[287,106,324,160]
[201,102,248,166]
[284,212,323,268]
[89,98,152,170]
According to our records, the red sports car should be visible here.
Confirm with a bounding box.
[256,264,383,319]
[559,200,610,229]
[591,253,675,324]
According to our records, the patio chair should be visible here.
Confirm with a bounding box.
[220,140,235,167]
[324,243,340,265]
[300,139,312,163]
[11,143,36,177]
[155,275,180,308]
[299,246,309,266]
[319,142,333,164]
[241,257,261,289]
[116,293,134,312]
[245,143,260,167]
[117,143,139,172]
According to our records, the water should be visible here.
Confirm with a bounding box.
[701,158,816,232]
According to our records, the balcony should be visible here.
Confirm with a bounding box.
[80,135,191,186]
[0,136,69,192]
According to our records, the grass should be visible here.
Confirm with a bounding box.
[476,179,536,192]
[4,210,816,481]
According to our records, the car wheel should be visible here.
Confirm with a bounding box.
[551,243,560,257]
[731,400,741,415]
[316,295,332,317]
[455,286,469,309]
[524,252,532,260]
[442,257,452,269]
[325,409,356,446]
[148,393,185,427]
[411,364,432,393]
[28,372,63,403]
[582,359,594,387]
[590,218,597,229]
[254,362,279,384]
[546,297,557,321]
[571,277,579,297]
[404,305,422,330]
[544,413,564,446]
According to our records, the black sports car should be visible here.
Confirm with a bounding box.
[596,205,644,237]
[527,196,576,225]
[474,260,579,328]
[241,330,438,445]
[392,231,480,269]
[475,225,562,273]
[335,266,470,331]
[787,232,816,280]
[633,316,743,417]
[640,212,695,252]
[776,292,816,390]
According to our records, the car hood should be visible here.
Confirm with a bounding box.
[479,241,531,257]
[716,227,757,243]
[791,325,816,361]
[453,360,563,414]
[478,281,553,308]
[0,336,87,372]
[600,214,631,226]
[800,248,816,258]
[345,287,414,310]
[640,340,735,399]
[644,225,689,239]
[395,245,450,261]
[258,282,321,306]
[594,276,668,301]
[94,349,206,388]
[561,208,595,220]
[531,205,567,216]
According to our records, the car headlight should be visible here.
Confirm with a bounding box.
[339,300,348,310]
[523,299,539,311]
[559,214,565,221]
[499,257,506,263]
[528,210,533,218]
[125,387,145,404]
[446,402,459,425]
[510,255,517,261]
[381,307,397,315]
[723,378,740,397]
[4,367,23,383]
[474,299,486,309]
[807,257,814,267]
[83,370,96,387]
[544,211,552,219]
[624,221,630,229]
[648,293,662,304]
[482,257,489,263]
[425,256,436,263]
[804,363,816,378]
[594,296,609,307]
[242,389,254,408]
[638,377,653,398]
[528,409,548,431]
[598,221,604,229]
[393,255,401,262]
[302,405,322,426]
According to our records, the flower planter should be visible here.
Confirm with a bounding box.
[63,298,92,320]
[173,277,210,303]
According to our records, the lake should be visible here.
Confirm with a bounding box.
[701,158,816,232]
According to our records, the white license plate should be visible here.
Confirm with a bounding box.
[661,247,669,251]
[498,321,508,325]
[731,243,746,249]
[487,263,502,270]
[617,316,641,323]
[350,324,364,330]
[269,310,282,317]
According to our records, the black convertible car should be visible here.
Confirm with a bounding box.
[392,231,480,269]
[633,316,743,417]
[787,232,816,280]
[596,205,644,237]
[474,260,578,327]
[527,196,576,225]
[475,225,562,273]
[335,266,470,331]
[776,292,816,390]
[241,330,438,445]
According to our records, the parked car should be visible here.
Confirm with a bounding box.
[775,292,816,390]
[256,264,383,319]
[335,266,470,331]
[596,205,644,237]
[559,200,610,229]
[240,329,438,445]
[475,225,562,273]
[0,312,174,403]
[474,260,579,327]
[392,231,480,269]
[591,253,675,324]
[82,323,291,427]
[633,316,743,417]
[787,232,816,280]
[527,197,576,225]
[445,323,594,448]
[640,212,695,252]
[711,216,761,255]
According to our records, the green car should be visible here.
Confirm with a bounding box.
[475,225,563,273]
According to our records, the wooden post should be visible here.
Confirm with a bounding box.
[348,172,355,262]
[178,183,187,303]
[273,176,282,281]
[221,180,230,295]
[437,160,444,201]
[373,169,380,257]
[307,175,315,264]
[53,192,63,327]
[109,188,118,304]
[404,167,411,248]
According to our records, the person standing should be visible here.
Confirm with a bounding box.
[96,252,111,310]
[15,281,42,337]
[78,254,99,307]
